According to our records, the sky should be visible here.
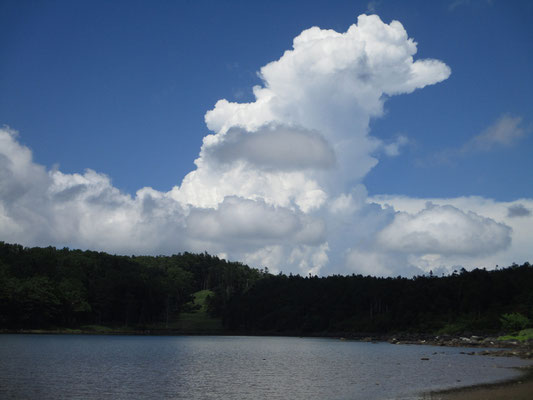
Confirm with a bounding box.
[1,0,532,276]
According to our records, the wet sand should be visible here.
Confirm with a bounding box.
[424,366,533,400]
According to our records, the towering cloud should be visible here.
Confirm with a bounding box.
[0,15,523,276]
[197,15,450,202]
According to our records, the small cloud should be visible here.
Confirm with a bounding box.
[507,203,531,218]
[366,1,381,13]
[424,114,528,166]
[232,89,245,99]
[449,0,493,11]
[383,135,408,157]
[449,0,471,10]
[225,61,240,71]
[461,114,526,153]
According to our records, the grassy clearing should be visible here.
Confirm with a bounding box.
[170,290,224,333]
[498,328,533,342]
[191,290,213,313]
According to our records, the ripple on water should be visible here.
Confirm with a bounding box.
[0,334,530,400]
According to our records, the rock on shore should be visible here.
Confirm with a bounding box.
[341,333,533,359]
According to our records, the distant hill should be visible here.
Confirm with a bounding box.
[1,241,531,336]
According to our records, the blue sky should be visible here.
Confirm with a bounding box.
[1,0,531,276]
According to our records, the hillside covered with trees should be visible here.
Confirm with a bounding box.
[0,241,531,335]
[0,242,263,329]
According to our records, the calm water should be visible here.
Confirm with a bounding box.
[0,334,530,399]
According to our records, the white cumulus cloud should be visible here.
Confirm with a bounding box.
[370,195,532,275]
[3,15,527,277]
[201,14,450,197]
[376,202,511,256]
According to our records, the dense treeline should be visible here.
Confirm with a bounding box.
[1,241,531,334]
[221,264,533,334]
[0,242,262,329]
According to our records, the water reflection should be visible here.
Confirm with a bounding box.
[0,335,530,399]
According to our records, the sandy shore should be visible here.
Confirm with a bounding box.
[423,366,533,400]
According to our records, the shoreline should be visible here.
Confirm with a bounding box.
[2,328,532,353]
[9,328,532,359]
[425,365,533,400]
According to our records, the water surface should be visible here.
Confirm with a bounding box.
[0,334,530,399]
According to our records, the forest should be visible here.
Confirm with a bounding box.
[0,242,263,329]
[0,241,531,335]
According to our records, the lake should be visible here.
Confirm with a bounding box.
[0,334,530,399]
